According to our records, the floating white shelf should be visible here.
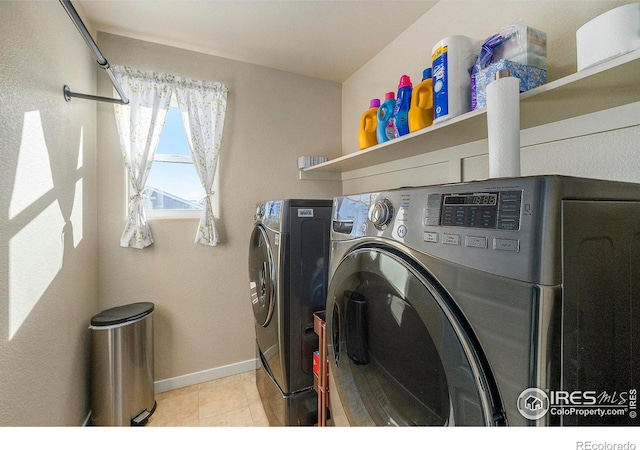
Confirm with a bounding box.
[300,49,640,180]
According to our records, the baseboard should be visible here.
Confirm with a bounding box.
[83,359,260,424]
[154,358,260,394]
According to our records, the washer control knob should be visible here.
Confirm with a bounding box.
[369,198,394,230]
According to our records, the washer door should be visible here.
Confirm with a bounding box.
[327,246,501,426]
[249,224,276,327]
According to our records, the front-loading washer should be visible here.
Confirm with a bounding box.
[326,176,640,426]
[249,199,331,425]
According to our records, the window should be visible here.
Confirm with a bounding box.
[142,97,218,218]
[113,65,228,247]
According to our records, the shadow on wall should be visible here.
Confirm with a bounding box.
[2,109,85,342]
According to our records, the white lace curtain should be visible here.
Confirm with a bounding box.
[112,66,228,249]
[113,66,172,249]
[175,78,228,246]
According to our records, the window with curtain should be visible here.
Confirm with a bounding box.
[112,65,228,249]
[143,99,213,217]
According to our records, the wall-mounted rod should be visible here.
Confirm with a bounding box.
[59,0,129,105]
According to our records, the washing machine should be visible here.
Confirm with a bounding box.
[326,175,640,426]
[249,199,332,425]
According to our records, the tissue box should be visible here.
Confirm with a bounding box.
[472,60,547,110]
[493,25,547,70]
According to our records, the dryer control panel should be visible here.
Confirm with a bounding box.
[426,191,522,230]
[332,176,640,286]
[332,178,539,283]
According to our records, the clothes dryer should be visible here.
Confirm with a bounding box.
[249,199,331,425]
[326,176,640,426]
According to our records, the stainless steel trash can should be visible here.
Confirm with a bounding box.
[90,302,156,426]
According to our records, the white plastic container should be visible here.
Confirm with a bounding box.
[432,35,477,123]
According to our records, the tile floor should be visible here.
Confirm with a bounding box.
[147,370,269,426]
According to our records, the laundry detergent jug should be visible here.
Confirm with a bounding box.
[409,68,434,132]
[392,75,412,138]
[358,98,380,150]
[377,91,396,144]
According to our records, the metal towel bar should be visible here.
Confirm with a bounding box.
[59,0,129,105]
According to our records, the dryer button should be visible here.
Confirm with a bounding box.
[493,238,519,252]
[442,233,460,246]
[423,231,438,243]
[424,215,440,226]
[465,236,487,249]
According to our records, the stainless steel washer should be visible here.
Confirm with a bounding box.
[327,176,640,426]
[249,199,332,425]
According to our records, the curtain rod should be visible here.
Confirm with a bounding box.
[59,0,129,105]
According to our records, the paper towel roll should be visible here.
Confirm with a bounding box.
[487,73,520,178]
[577,3,640,71]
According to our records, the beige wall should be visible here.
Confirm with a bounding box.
[341,1,640,194]
[0,2,98,425]
[96,33,342,385]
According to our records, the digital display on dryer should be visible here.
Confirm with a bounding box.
[440,191,521,230]
[443,193,497,206]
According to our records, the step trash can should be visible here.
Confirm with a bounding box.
[90,302,156,426]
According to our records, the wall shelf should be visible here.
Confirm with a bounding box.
[300,49,640,180]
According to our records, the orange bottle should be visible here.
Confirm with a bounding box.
[409,68,434,132]
[358,98,380,150]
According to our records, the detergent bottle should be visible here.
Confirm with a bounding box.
[377,91,396,144]
[409,68,434,132]
[358,98,380,150]
[392,75,412,138]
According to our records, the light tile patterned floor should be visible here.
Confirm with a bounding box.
[147,371,269,426]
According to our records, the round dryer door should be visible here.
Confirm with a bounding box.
[248,225,276,327]
[327,246,502,426]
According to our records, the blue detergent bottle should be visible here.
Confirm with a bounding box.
[392,75,413,138]
[376,91,396,143]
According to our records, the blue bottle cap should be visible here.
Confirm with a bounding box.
[422,68,432,80]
